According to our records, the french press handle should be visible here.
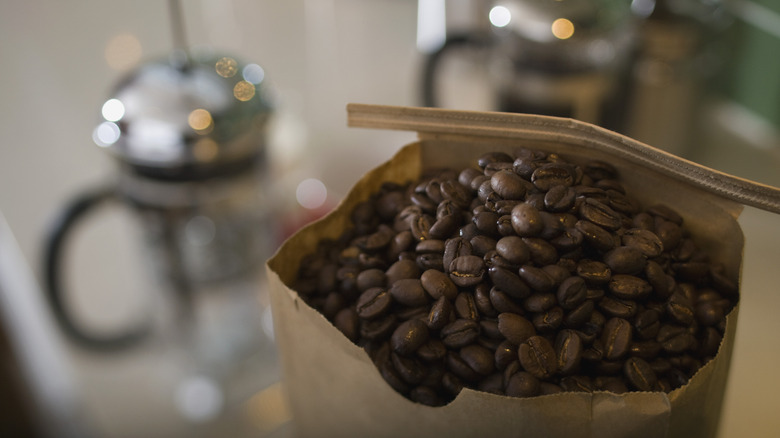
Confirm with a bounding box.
[420,32,494,108]
[43,185,151,351]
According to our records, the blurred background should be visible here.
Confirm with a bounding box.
[0,1,779,437]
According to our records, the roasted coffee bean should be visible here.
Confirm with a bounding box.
[491,169,528,200]
[622,228,664,258]
[409,386,443,406]
[564,300,595,328]
[416,253,443,271]
[449,255,486,287]
[479,318,503,340]
[523,293,557,313]
[360,314,397,340]
[518,265,555,292]
[533,307,564,333]
[417,338,448,362]
[356,287,393,320]
[655,220,683,251]
[624,357,657,391]
[531,163,576,191]
[505,371,541,397]
[518,335,558,379]
[389,279,428,307]
[385,259,421,285]
[356,269,387,292]
[391,352,427,385]
[629,340,662,360]
[469,235,497,257]
[544,184,576,212]
[455,292,480,321]
[594,376,629,394]
[602,317,632,360]
[489,266,531,299]
[580,198,623,231]
[447,351,481,382]
[478,373,505,395]
[497,312,536,345]
[478,151,514,169]
[489,287,526,314]
[511,203,544,237]
[495,235,531,266]
[484,250,514,270]
[496,215,515,236]
[608,275,652,300]
[556,329,583,375]
[576,259,611,285]
[441,319,481,349]
[420,268,458,300]
[667,291,695,325]
[410,214,436,241]
[604,246,646,275]
[634,309,661,340]
[443,237,472,274]
[427,296,453,330]
[522,237,559,266]
[647,204,683,224]
[575,220,616,252]
[557,276,587,310]
[473,211,501,237]
[391,319,430,356]
[549,228,584,251]
[460,344,496,376]
[560,376,593,393]
[334,307,360,342]
[599,296,638,319]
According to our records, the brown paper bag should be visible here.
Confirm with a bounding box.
[267,105,780,438]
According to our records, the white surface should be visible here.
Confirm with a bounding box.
[1,2,780,437]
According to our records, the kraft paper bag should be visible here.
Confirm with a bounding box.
[266,105,780,438]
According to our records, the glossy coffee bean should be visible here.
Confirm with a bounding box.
[518,335,557,379]
[391,319,430,356]
[624,357,658,391]
[602,317,632,360]
[448,255,486,288]
[356,287,393,320]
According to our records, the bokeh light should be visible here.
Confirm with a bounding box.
[93,121,121,147]
[233,81,256,101]
[101,98,125,122]
[242,63,265,84]
[489,6,512,28]
[296,178,328,210]
[551,18,575,40]
[188,109,213,133]
[215,57,238,78]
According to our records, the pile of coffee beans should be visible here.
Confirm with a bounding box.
[293,148,737,406]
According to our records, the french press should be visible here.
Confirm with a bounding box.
[421,0,638,132]
[43,49,276,367]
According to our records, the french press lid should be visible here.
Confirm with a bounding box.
[93,50,273,181]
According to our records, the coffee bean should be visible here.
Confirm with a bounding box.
[511,203,544,237]
[356,287,393,320]
[604,246,646,275]
[518,335,557,379]
[495,236,531,265]
[544,184,576,212]
[391,319,430,356]
[557,276,587,310]
[608,275,652,300]
[420,269,458,300]
[489,287,526,314]
[505,371,541,397]
[556,329,583,375]
[624,357,657,391]
[576,259,611,285]
[523,293,557,313]
[391,351,427,385]
[533,307,564,332]
[580,198,623,231]
[575,220,616,252]
[491,169,528,200]
[497,313,536,345]
[602,317,632,360]
[441,319,480,349]
[489,266,531,299]
[531,163,576,191]
[518,265,555,292]
[460,344,496,376]
[449,255,486,287]
[622,228,664,258]
[389,279,428,307]
[385,259,421,285]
